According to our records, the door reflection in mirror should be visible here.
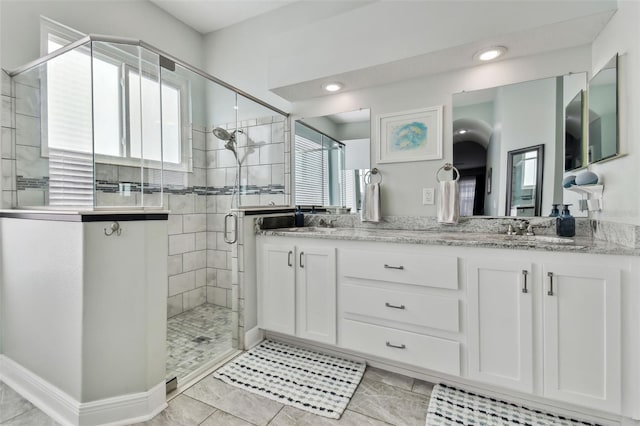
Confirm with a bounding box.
[452,73,586,217]
[506,145,544,216]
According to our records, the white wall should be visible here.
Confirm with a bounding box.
[590,0,640,225]
[0,218,167,407]
[0,0,205,71]
[1,219,84,400]
[203,1,371,113]
[292,46,591,217]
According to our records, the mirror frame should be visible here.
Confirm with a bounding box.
[588,53,619,164]
[505,144,545,217]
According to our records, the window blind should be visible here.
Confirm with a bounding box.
[294,133,327,206]
[46,40,94,206]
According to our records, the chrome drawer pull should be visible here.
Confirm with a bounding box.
[384,264,404,270]
[385,302,406,310]
[522,270,528,293]
[547,272,554,296]
[386,341,406,349]
[287,251,293,267]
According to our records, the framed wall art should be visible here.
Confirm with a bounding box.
[377,106,443,164]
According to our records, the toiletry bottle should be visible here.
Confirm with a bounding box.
[549,204,560,217]
[556,204,575,237]
[294,206,304,227]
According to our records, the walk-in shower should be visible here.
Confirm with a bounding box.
[5,34,288,390]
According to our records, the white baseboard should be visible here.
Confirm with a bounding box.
[0,355,167,426]
[244,326,264,349]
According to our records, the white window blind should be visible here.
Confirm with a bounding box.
[46,39,94,206]
[294,133,328,206]
[344,169,355,210]
[459,176,476,216]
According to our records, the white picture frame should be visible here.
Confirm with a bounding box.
[376,106,443,164]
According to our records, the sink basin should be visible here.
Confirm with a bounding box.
[281,227,339,233]
[510,235,575,244]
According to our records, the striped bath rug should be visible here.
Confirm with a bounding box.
[426,384,601,426]
[213,339,365,419]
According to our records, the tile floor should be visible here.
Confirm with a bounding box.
[166,304,233,381]
[0,366,433,426]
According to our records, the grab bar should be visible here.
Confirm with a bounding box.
[224,213,238,244]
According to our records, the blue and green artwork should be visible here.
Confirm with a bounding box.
[390,122,428,152]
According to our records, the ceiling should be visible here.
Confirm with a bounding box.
[148,0,618,102]
[149,0,296,34]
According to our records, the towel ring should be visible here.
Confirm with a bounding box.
[364,168,382,184]
[436,163,460,182]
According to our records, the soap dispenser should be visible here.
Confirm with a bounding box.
[556,204,575,237]
[549,204,560,217]
[294,206,304,227]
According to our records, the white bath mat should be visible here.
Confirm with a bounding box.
[213,339,365,419]
[426,384,602,426]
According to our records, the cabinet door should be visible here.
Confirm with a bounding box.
[542,263,621,413]
[260,243,296,335]
[467,258,533,393]
[296,246,336,344]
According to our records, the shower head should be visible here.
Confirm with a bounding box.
[212,127,232,141]
[212,127,244,164]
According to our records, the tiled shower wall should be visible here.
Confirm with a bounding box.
[205,116,290,321]
[0,69,291,321]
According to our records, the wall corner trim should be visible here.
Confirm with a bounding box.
[0,355,167,426]
[244,327,264,350]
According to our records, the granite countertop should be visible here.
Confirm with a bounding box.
[258,227,640,257]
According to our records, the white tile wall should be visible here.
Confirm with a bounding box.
[1,71,291,328]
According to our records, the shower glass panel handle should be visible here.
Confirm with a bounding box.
[224,213,238,244]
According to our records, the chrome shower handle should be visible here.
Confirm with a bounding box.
[224,213,237,244]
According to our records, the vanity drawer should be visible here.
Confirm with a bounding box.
[340,319,460,376]
[340,249,458,289]
[342,283,459,332]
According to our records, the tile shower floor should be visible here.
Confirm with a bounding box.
[0,367,434,425]
[166,303,233,382]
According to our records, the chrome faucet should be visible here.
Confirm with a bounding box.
[506,220,529,236]
[525,224,536,236]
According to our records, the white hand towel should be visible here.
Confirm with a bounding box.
[361,182,381,222]
[437,180,459,225]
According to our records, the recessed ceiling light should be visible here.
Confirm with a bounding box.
[458,129,468,134]
[323,82,344,92]
[475,46,507,62]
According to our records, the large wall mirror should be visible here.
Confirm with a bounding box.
[452,72,587,217]
[294,109,370,211]
[588,54,618,164]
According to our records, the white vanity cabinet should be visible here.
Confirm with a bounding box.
[257,233,638,421]
[260,243,296,335]
[258,239,337,344]
[541,263,621,413]
[338,247,462,376]
[467,259,534,393]
[467,257,622,414]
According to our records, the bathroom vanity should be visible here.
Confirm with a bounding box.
[256,226,640,424]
